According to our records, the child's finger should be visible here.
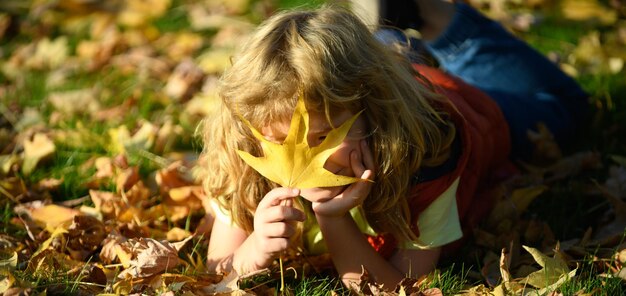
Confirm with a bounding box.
[280,198,293,208]
[312,170,373,214]
[361,140,375,171]
[347,169,373,199]
[350,150,366,176]
[255,206,305,223]
[266,221,297,238]
[259,187,300,209]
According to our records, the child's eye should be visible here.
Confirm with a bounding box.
[318,135,327,141]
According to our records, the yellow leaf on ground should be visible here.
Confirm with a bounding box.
[48,88,101,116]
[30,204,79,229]
[0,268,16,294]
[25,37,69,69]
[0,252,17,270]
[117,0,171,27]
[108,122,157,154]
[522,245,573,289]
[236,93,363,191]
[22,133,56,175]
[32,226,69,258]
[166,227,191,242]
[196,48,235,74]
[169,185,203,202]
[562,0,618,25]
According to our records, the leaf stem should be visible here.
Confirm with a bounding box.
[279,256,285,293]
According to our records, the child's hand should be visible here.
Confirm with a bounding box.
[251,187,305,268]
[312,140,375,217]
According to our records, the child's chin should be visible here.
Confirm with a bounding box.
[300,186,345,203]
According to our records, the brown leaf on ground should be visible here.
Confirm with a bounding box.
[34,178,62,192]
[116,166,140,192]
[156,32,204,62]
[90,190,125,218]
[155,161,191,186]
[92,98,135,122]
[77,21,122,71]
[519,151,602,183]
[0,177,27,203]
[99,233,129,265]
[164,59,205,101]
[66,215,107,260]
[592,181,626,244]
[111,46,171,80]
[162,185,204,222]
[394,276,431,295]
[117,237,182,279]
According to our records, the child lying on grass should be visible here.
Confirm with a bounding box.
[199,0,588,290]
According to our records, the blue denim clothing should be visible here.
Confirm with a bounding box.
[377,3,589,159]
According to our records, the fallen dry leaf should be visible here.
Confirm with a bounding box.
[164,59,205,101]
[116,0,171,28]
[22,133,55,176]
[66,214,107,260]
[157,32,204,62]
[25,37,69,70]
[196,48,235,74]
[203,271,248,295]
[561,0,618,25]
[47,88,101,116]
[99,233,128,265]
[522,245,573,289]
[116,166,140,192]
[108,122,158,154]
[166,227,191,242]
[29,204,79,230]
[117,237,182,279]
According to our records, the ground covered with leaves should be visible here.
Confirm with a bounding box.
[0,0,625,295]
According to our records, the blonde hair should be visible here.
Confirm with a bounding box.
[200,5,455,242]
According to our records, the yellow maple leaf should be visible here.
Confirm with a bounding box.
[236,94,363,189]
[522,245,574,289]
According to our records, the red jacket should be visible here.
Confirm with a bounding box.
[369,65,515,257]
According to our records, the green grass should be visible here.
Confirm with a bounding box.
[558,253,626,295]
[278,0,326,9]
[153,0,191,32]
[422,264,473,294]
